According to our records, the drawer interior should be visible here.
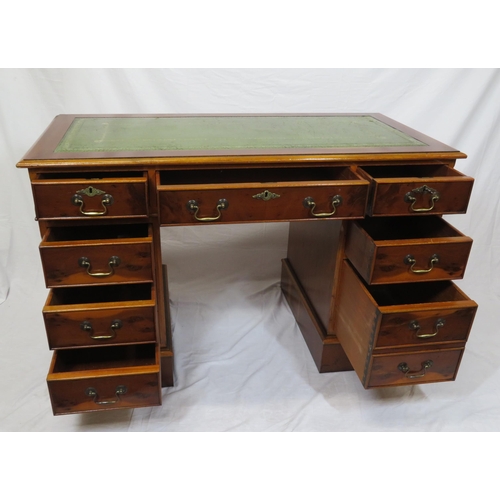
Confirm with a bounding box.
[359,164,461,179]
[48,283,152,305]
[52,344,157,373]
[159,166,359,186]
[43,223,150,243]
[36,171,145,180]
[368,280,469,307]
[356,216,463,240]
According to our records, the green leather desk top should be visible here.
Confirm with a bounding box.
[54,115,426,152]
[18,114,462,165]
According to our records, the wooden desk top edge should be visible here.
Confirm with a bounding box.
[17,113,466,168]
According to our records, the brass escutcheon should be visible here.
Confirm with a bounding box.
[76,186,106,197]
[252,190,280,201]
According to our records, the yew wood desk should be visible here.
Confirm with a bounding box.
[17,114,478,415]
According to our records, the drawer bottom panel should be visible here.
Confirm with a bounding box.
[366,347,464,388]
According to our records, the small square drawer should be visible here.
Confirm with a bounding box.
[43,284,156,349]
[357,164,474,216]
[31,171,148,220]
[345,216,473,284]
[47,344,161,415]
[367,347,465,388]
[40,224,153,287]
[335,261,477,388]
[157,166,369,224]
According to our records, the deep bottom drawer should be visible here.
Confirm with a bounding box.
[335,260,476,388]
[367,347,464,388]
[47,344,161,415]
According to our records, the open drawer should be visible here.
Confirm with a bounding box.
[367,347,465,388]
[43,283,156,349]
[31,171,148,220]
[47,344,161,415]
[335,260,477,388]
[357,164,474,216]
[157,166,369,224]
[344,216,473,284]
[40,223,153,287]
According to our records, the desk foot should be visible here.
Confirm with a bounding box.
[281,258,352,373]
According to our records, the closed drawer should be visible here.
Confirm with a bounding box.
[335,260,477,388]
[357,164,474,216]
[43,284,156,349]
[31,171,148,220]
[367,347,464,388]
[40,224,153,287]
[157,166,369,224]
[47,344,161,415]
[345,216,473,284]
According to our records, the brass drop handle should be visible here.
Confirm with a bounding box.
[79,256,120,277]
[303,195,342,217]
[187,199,229,222]
[404,253,439,274]
[72,193,114,216]
[85,385,127,405]
[404,185,440,212]
[80,319,122,340]
[410,318,445,339]
[398,360,433,379]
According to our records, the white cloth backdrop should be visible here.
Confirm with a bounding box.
[1,68,499,431]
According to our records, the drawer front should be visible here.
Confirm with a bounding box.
[40,240,153,287]
[368,241,472,284]
[376,306,476,348]
[44,305,156,349]
[366,348,464,388]
[47,345,161,415]
[42,284,156,348]
[32,177,148,220]
[159,184,368,224]
[345,217,473,285]
[48,372,161,415]
[358,165,474,216]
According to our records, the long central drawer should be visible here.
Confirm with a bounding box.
[157,166,369,224]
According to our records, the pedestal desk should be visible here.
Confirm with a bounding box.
[17,114,478,415]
